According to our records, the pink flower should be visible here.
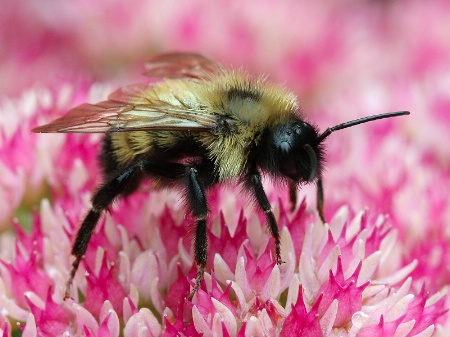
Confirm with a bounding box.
[2,1,450,336]
[2,86,448,335]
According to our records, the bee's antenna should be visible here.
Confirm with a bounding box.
[317,111,410,143]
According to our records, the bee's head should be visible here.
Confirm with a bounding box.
[260,119,324,183]
[259,110,410,183]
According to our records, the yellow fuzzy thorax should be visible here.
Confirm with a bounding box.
[110,71,300,181]
[199,71,299,180]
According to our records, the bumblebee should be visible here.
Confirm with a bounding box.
[32,53,409,299]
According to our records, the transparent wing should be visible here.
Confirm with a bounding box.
[144,52,225,80]
[32,83,219,133]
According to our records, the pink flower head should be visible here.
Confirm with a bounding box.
[0,79,448,337]
[2,1,450,336]
[0,84,449,336]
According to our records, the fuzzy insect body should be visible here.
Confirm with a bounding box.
[32,52,409,300]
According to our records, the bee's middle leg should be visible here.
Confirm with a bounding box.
[141,161,209,300]
[186,167,208,300]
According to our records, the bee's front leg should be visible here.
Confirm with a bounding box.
[288,181,297,212]
[248,171,284,265]
[316,177,325,223]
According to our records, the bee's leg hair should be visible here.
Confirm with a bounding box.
[316,177,326,223]
[248,171,283,265]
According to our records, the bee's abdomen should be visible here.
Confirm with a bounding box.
[99,134,146,195]
[99,132,151,176]
[99,134,124,179]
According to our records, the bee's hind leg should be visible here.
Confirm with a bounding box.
[69,158,210,301]
[67,162,143,299]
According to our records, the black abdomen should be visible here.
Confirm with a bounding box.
[98,134,144,195]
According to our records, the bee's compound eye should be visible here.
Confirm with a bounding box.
[295,122,310,135]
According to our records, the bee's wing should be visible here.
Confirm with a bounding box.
[144,52,225,80]
[32,83,219,133]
